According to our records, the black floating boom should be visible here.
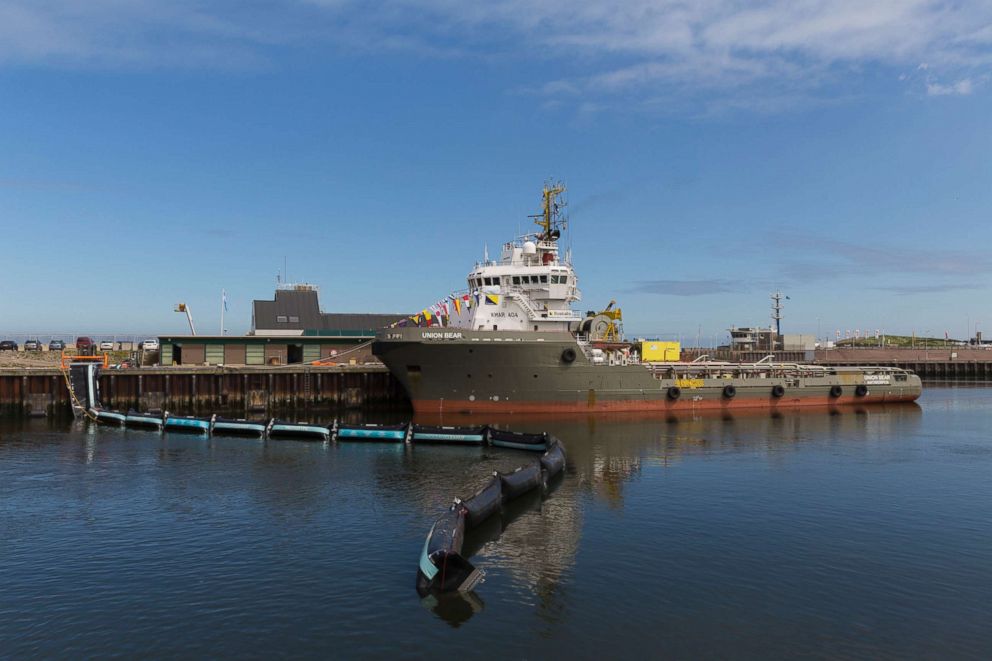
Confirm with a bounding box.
[416,436,567,596]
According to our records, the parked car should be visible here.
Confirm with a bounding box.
[0,340,18,351]
[24,339,42,351]
[75,337,95,355]
[142,339,160,352]
[99,341,114,351]
[48,339,65,351]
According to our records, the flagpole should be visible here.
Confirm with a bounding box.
[220,289,225,335]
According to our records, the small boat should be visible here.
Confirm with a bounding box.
[125,410,164,429]
[92,408,126,425]
[411,425,487,444]
[163,413,212,434]
[211,416,267,438]
[334,422,410,442]
[267,419,331,441]
[488,428,549,451]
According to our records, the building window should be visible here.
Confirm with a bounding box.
[277,315,288,323]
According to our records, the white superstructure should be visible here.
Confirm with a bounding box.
[448,185,582,332]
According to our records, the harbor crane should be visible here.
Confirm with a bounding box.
[175,303,196,335]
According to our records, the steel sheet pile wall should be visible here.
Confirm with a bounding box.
[0,366,406,417]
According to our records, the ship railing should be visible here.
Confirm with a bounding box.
[644,362,835,380]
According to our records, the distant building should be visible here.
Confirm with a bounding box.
[251,284,404,336]
[781,333,816,351]
[728,326,777,351]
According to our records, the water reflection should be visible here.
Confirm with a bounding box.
[416,403,923,504]
[2,400,954,657]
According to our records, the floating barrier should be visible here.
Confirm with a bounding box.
[416,436,567,597]
[411,425,487,444]
[497,462,543,502]
[417,506,481,595]
[333,422,411,442]
[84,399,563,463]
[163,414,212,433]
[456,476,503,528]
[267,419,331,441]
[211,416,267,437]
[92,408,126,425]
[488,428,549,452]
[126,410,164,429]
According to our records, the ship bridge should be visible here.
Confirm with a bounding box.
[449,184,582,332]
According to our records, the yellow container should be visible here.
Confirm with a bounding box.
[641,340,680,362]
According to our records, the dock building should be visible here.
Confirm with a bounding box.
[158,284,404,366]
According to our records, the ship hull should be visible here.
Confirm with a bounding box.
[373,328,923,415]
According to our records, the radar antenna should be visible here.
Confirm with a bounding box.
[528,181,567,242]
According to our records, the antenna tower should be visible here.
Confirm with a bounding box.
[771,292,784,336]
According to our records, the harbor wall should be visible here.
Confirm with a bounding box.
[0,365,407,418]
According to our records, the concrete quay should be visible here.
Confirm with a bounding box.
[815,347,992,380]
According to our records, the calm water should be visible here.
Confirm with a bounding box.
[2,386,991,659]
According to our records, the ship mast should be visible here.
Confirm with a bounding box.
[530,182,566,242]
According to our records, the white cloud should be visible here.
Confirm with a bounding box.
[927,78,974,95]
[0,0,989,107]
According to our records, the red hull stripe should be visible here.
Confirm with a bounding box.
[412,393,920,414]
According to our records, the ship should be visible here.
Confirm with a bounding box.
[372,184,922,414]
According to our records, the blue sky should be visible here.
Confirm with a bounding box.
[1,1,990,342]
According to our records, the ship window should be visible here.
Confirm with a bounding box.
[540,275,548,283]
[485,277,494,286]
[289,316,299,323]
[277,315,288,323]
[513,276,520,285]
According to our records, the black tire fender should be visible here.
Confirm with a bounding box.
[829,385,843,398]
[855,384,869,397]
[561,348,577,364]
[771,385,785,398]
[722,384,736,399]
[667,386,681,401]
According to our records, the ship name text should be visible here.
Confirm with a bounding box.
[421,331,464,340]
